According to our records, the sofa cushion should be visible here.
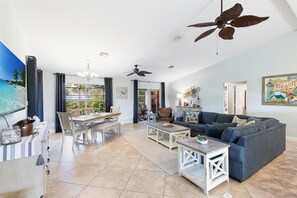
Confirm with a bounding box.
[215,114,234,123]
[248,116,261,122]
[254,121,266,131]
[232,116,247,126]
[173,120,189,127]
[188,123,206,133]
[262,118,279,128]
[184,111,200,124]
[236,115,250,120]
[201,112,218,124]
[206,123,237,139]
[221,124,258,143]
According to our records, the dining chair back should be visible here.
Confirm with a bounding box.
[70,109,81,117]
[83,107,95,115]
[57,112,88,150]
[110,106,120,121]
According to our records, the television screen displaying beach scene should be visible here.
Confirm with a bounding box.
[0,41,26,115]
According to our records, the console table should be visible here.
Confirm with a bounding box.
[176,106,202,117]
[0,122,49,198]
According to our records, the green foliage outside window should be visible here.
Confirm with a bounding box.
[66,83,105,112]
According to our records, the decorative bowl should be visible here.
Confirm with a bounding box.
[196,135,208,144]
[197,139,208,144]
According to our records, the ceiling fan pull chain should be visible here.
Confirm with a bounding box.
[216,33,219,55]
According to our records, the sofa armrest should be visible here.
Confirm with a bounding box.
[229,143,246,162]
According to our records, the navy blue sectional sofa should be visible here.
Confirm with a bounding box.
[173,111,286,182]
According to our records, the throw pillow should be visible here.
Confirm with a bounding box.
[184,111,200,124]
[232,115,247,126]
[245,120,256,126]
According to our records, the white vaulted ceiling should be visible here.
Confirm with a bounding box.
[1,0,297,82]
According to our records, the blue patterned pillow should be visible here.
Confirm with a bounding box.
[184,111,200,124]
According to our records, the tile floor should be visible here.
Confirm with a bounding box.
[46,123,297,198]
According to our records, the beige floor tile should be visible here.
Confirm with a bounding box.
[77,186,122,198]
[74,152,117,166]
[46,180,85,198]
[242,169,296,198]
[108,155,141,169]
[164,174,207,198]
[125,169,165,195]
[119,145,141,156]
[263,168,297,196]
[47,161,76,181]
[209,179,252,198]
[120,191,163,198]
[90,167,134,189]
[136,156,164,172]
[58,164,104,185]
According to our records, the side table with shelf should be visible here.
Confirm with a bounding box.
[177,137,229,195]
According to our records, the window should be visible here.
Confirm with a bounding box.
[138,89,146,103]
[66,83,105,112]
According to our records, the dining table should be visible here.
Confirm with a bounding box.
[72,112,121,124]
[72,112,121,143]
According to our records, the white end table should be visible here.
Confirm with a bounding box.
[177,137,230,195]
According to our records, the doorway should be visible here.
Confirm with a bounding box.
[224,82,247,115]
[150,90,160,113]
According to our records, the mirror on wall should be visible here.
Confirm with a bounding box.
[224,81,247,115]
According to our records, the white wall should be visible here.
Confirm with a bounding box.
[0,1,29,130]
[169,31,297,137]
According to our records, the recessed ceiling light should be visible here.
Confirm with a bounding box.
[168,65,175,69]
[99,52,109,57]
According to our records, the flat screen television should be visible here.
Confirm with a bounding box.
[0,41,26,116]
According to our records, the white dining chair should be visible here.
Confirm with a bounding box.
[109,106,120,121]
[57,112,89,150]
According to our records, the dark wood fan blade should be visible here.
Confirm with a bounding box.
[230,15,269,27]
[138,71,152,76]
[219,27,235,40]
[188,22,217,28]
[127,72,135,76]
[140,71,152,74]
[137,72,145,77]
[194,28,216,42]
[220,3,243,22]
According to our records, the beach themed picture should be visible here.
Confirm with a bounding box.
[0,41,26,115]
[262,73,297,106]
[116,87,128,99]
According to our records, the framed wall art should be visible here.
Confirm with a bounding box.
[262,73,297,106]
[116,87,128,99]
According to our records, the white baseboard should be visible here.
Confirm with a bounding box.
[286,136,297,142]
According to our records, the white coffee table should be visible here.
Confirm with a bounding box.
[177,137,230,195]
[147,123,190,150]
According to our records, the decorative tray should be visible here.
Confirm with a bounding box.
[160,123,174,128]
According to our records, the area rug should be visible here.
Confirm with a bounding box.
[122,128,178,175]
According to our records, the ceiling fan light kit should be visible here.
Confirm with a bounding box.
[127,65,152,77]
[188,2,269,42]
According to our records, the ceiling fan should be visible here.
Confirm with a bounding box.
[188,1,269,42]
[127,65,152,77]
